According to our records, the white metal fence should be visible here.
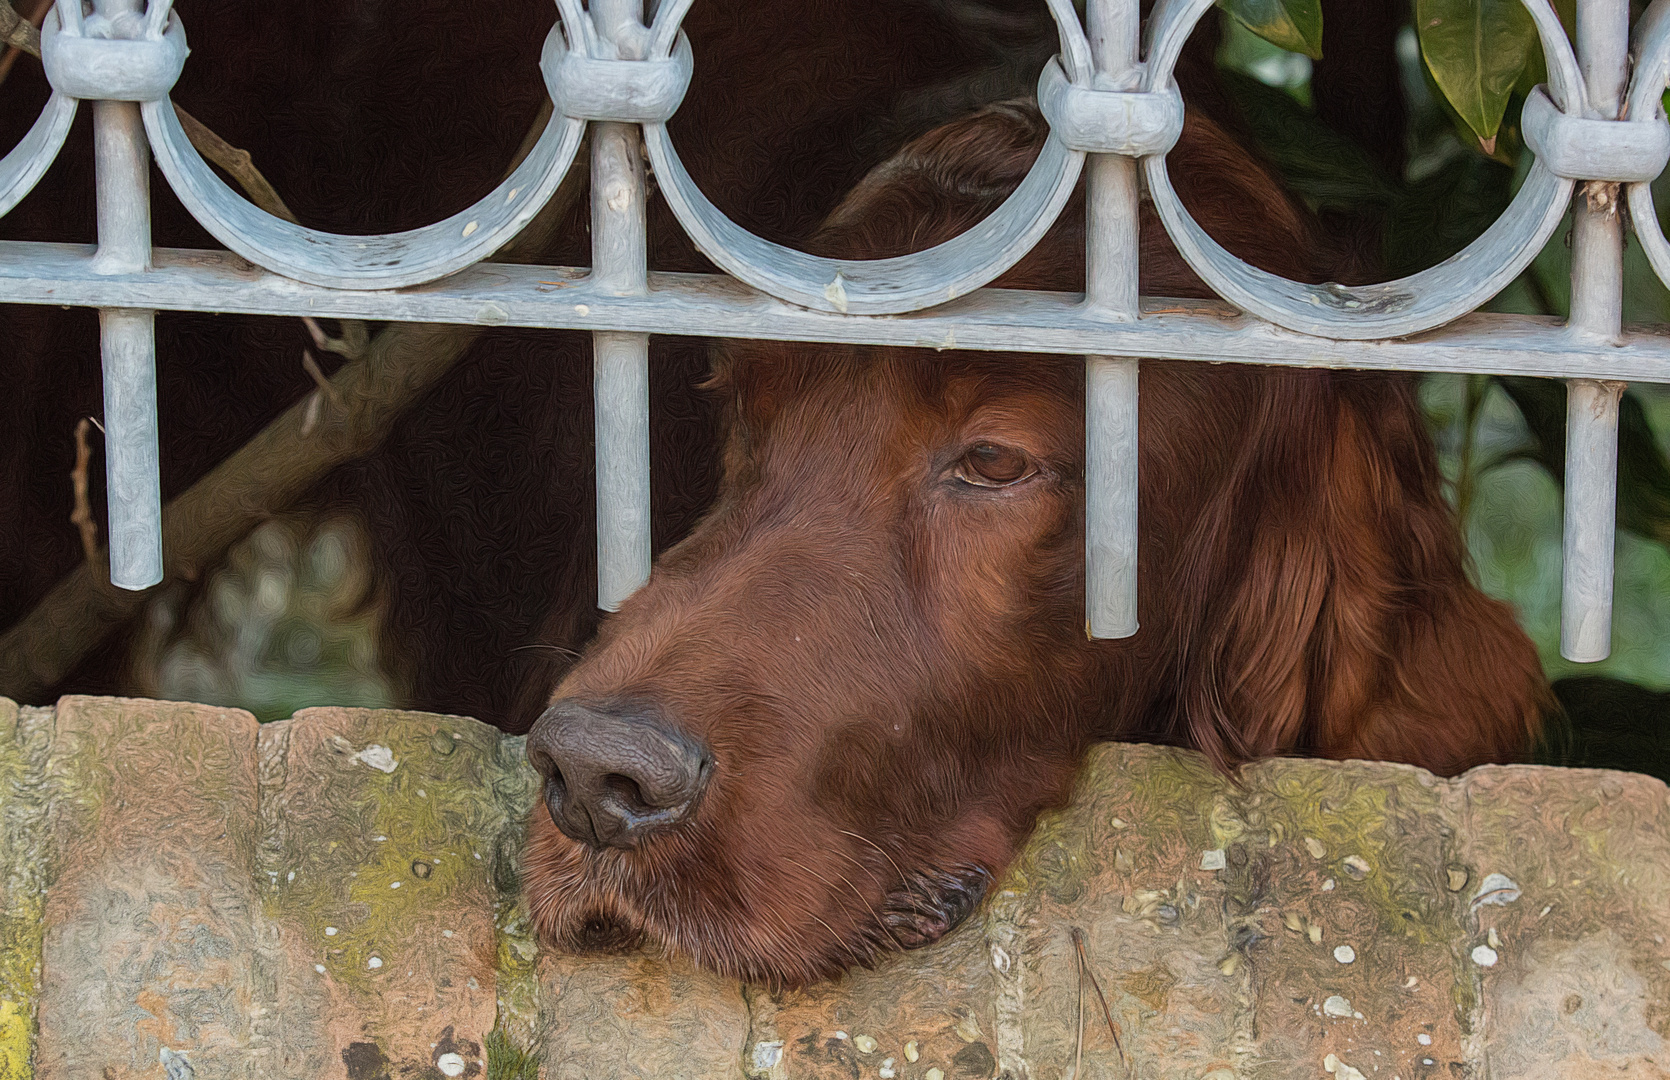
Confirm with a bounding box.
[5,0,1670,661]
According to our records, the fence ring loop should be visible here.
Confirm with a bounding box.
[1036,60,1185,157]
[1626,0,1670,294]
[139,2,587,290]
[40,4,188,102]
[544,19,692,123]
[1141,0,1581,340]
[0,89,77,221]
[0,5,81,220]
[1520,86,1670,182]
[638,0,1092,315]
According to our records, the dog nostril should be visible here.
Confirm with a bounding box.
[543,767,569,828]
[602,772,651,813]
[531,699,712,848]
[529,747,568,792]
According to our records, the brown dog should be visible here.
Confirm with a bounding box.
[522,102,1552,988]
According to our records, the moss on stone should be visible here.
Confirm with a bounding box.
[261,712,531,996]
[484,1026,540,1080]
[489,738,542,1056]
[6,699,1667,1078]
[1249,762,1455,944]
[0,700,54,1080]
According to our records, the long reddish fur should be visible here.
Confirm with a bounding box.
[523,102,1552,988]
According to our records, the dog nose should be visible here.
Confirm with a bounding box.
[526,700,713,849]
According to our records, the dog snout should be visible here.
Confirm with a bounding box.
[527,699,713,849]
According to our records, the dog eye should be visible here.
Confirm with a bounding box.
[954,443,1035,488]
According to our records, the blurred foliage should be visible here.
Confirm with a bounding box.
[1220,9,1670,779]
[1217,0,1323,61]
[132,515,396,723]
[1217,19,1318,110]
[1492,377,1670,550]
[1229,0,1575,148]
[1215,68,1395,212]
[1421,378,1670,693]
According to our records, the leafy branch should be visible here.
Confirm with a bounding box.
[1222,0,1574,149]
[1218,0,1323,60]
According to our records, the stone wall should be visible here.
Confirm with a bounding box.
[1,696,1667,1079]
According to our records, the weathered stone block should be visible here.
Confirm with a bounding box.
[33,696,264,1080]
[1,697,1666,1080]
[255,706,536,1080]
[537,952,749,1080]
[0,697,50,1080]
[1458,766,1670,1078]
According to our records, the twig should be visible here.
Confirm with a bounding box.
[0,0,50,89]
[0,0,42,58]
[164,92,379,368]
[303,316,371,361]
[300,349,345,407]
[1070,927,1127,1075]
[1074,929,1085,1080]
[171,108,375,370]
[298,350,342,437]
[170,104,302,224]
[0,0,305,230]
[0,104,577,701]
[69,418,99,565]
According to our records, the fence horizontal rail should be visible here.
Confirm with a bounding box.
[3,0,1666,659]
[6,240,1670,381]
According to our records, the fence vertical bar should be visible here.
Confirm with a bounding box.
[591,0,653,612]
[90,0,162,590]
[1561,0,1630,662]
[1082,0,1141,639]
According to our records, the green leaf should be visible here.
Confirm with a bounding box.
[1417,0,1537,143]
[1216,0,1323,60]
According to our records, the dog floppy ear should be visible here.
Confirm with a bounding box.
[810,100,1051,261]
[1167,370,1552,776]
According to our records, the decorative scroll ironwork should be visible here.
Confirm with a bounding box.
[4,0,1670,658]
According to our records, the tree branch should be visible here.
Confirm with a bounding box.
[0,103,577,701]
[69,417,98,564]
[0,0,40,57]
[170,104,302,224]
